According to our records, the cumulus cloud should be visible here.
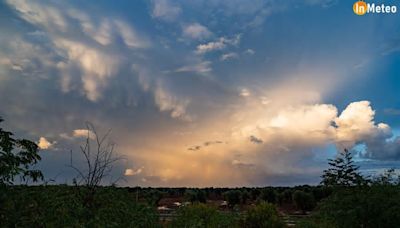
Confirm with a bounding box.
[183,23,212,40]
[151,0,181,21]
[196,34,241,54]
[334,101,388,147]
[37,137,55,150]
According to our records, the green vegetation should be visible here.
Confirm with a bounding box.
[169,203,237,228]
[0,117,43,185]
[292,190,316,213]
[0,185,160,227]
[1,117,400,227]
[240,202,285,228]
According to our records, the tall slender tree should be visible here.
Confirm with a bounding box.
[321,149,364,186]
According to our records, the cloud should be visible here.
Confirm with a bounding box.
[249,135,263,144]
[124,167,143,176]
[188,140,223,151]
[244,49,255,55]
[154,82,192,121]
[175,61,212,74]
[55,39,120,101]
[239,88,251,97]
[220,52,239,61]
[183,23,212,40]
[334,101,387,147]
[37,137,55,150]
[72,129,95,139]
[304,0,338,7]
[151,0,181,21]
[196,34,241,54]
[5,0,149,102]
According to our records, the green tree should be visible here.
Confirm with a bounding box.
[292,190,316,213]
[321,149,364,187]
[223,190,242,207]
[0,117,43,185]
[240,202,285,228]
[260,188,277,204]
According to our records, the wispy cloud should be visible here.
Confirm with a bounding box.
[151,0,181,21]
[196,34,241,54]
[183,23,212,40]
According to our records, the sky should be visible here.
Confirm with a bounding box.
[0,0,400,187]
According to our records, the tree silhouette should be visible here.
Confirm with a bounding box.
[0,117,43,185]
[68,122,121,208]
[321,149,364,187]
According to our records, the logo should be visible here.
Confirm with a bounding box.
[353,1,397,15]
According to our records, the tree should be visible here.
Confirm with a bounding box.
[240,202,285,228]
[68,122,121,207]
[259,188,277,204]
[0,117,43,185]
[292,190,316,213]
[223,190,242,207]
[321,149,364,187]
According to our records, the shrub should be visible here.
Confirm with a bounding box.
[240,202,285,228]
[223,190,242,207]
[292,190,316,213]
[169,203,238,228]
[317,185,400,228]
[260,188,277,204]
[0,186,160,227]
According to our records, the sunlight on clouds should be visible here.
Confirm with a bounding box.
[124,167,143,176]
[55,39,120,101]
[72,129,95,139]
[37,137,55,150]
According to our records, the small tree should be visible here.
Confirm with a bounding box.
[68,122,121,207]
[0,117,43,185]
[321,149,364,187]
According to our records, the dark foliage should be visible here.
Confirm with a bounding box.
[0,117,43,185]
[321,149,364,187]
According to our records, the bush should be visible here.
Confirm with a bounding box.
[0,186,160,227]
[184,189,207,203]
[292,190,316,213]
[260,188,277,204]
[317,185,400,228]
[223,190,242,207]
[169,203,238,228]
[240,202,285,228]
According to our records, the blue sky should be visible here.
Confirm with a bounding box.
[0,0,400,187]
